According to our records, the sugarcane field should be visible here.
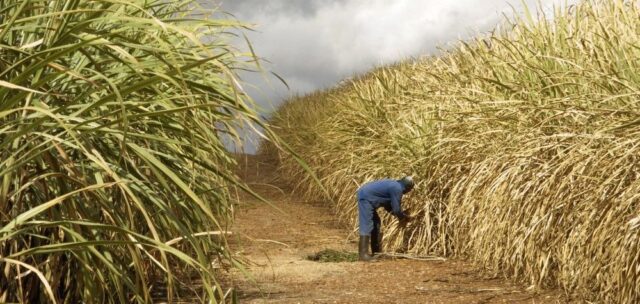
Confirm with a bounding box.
[1,0,639,303]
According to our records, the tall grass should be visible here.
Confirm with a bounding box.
[0,1,267,303]
[264,1,640,302]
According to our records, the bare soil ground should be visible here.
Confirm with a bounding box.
[225,155,572,304]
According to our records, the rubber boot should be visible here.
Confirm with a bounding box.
[371,230,382,254]
[358,235,375,261]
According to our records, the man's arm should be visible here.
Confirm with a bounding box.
[389,187,407,220]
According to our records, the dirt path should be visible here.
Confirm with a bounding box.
[225,156,570,304]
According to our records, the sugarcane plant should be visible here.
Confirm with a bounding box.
[0,0,267,303]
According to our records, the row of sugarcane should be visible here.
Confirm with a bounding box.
[0,1,273,303]
[263,1,640,302]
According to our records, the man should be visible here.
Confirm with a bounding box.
[356,176,414,261]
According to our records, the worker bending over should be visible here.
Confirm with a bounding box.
[356,176,414,261]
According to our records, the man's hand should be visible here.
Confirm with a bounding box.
[398,214,413,227]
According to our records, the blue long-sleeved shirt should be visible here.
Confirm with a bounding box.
[356,179,407,219]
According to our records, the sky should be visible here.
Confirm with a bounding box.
[206,0,574,152]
